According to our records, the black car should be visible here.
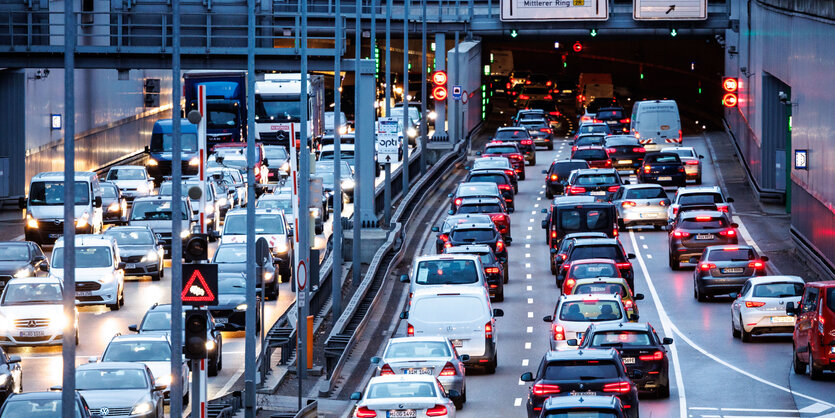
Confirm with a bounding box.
[262,145,290,182]
[446,220,509,267]
[0,391,100,418]
[538,395,628,418]
[208,273,262,330]
[0,347,21,404]
[448,182,503,211]
[573,322,673,398]
[431,214,494,254]
[465,170,515,210]
[494,127,536,165]
[549,231,609,276]
[213,243,279,300]
[444,244,506,301]
[100,181,127,224]
[560,238,636,289]
[639,152,686,186]
[488,75,510,97]
[481,142,526,180]
[521,348,640,418]
[0,241,50,293]
[596,107,631,134]
[565,168,625,202]
[471,157,519,192]
[542,199,618,249]
[692,245,768,301]
[544,160,590,199]
[605,135,646,173]
[668,211,739,270]
[517,119,554,150]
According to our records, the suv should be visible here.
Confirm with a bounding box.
[52,235,125,310]
[464,170,515,211]
[452,197,511,241]
[471,157,519,192]
[560,238,636,289]
[446,220,509,268]
[596,107,631,133]
[565,168,625,202]
[98,332,192,399]
[432,214,493,254]
[787,281,835,379]
[128,196,197,259]
[543,199,618,249]
[543,159,589,199]
[571,146,612,169]
[549,232,609,277]
[159,180,221,239]
[516,118,554,150]
[482,142,526,179]
[449,182,502,211]
[668,211,739,270]
[605,135,646,172]
[543,294,632,350]
[638,152,686,186]
[21,171,104,245]
[521,348,639,418]
[104,165,154,201]
[494,127,536,165]
[0,277,77,347]
[668,186,734,221]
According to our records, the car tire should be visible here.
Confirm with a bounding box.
[494,291,504,302]
[740,318,752,342]
[530,158,536,166]
[315,225,324,235]
[453,396,464,410]
[695,283,707,302]
[183,391,190,406]
[657,384,670,399]
[669,253,680,270]
[75,330,79,346]
[696,175,702,185]
[503,269,509,284]
[792,345,807,374]
[268,280,279,301]
[618,219,626,230]
[486,356,497,374]
[810,347,824,380]
[546,190,554,199]
[150,271,161,282]
[548,142,554,151]
[208,357,219,377]
[519,172,526,180]
[732,317,741,339]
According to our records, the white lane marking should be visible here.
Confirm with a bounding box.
[721,407,805,413]
[526,285,532,291]
[522,359,529,366]
[211,366,244,399]
[527,298,533,304]
[525,253,531,258]
[531,211,537,215]
[639,235,645,240]
[13,235,24,241]
[534,204,539,208]
[537,197,542,201]
[689,407,719,411]
[527,226,533,231]
[514,398,522,407]
[525,244,531,248]
[525,263,531,268]
[526,326,533,333]
[539,191,544,195]
[541,185,545,189]
[733,215,765,256]
[646,254,653,259]
[642,244,648,249]
[524,342,531,349]
[628,230,687,417]
[799,403,831,414]
[526,273,532,279]
[529,218,535,223]
[526,235,532,240]
[527,312,533,318]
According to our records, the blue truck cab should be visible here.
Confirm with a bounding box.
[145,119,199,183]
[183,70,247,146]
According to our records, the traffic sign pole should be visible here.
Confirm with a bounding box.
[244,0,257,413]
[197,85,207,235]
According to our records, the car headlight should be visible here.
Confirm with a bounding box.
[205,340,216,351]
[107,202,121,213]
[264,271,273,282]
[146,158,158,166]
[99,274,115,284]
[407,127,418,138]
[180,229,191,239]
[189,157,200,166]
[156,374,173,387]
[274,241,289,254]
[341,179,355,190]
[131,402,153,416]
[310,208,321,218]
[141,250,158,263]
[235,303,247,311]
[13,268,32,278]
[428,111,437,120]
[280,162,290,172]
[76,213,89,229]
[26,214,38,229]
[338,125,348,135]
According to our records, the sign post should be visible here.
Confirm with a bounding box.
[196,85,208,235]
[180,263,218,417]
[377,117,401,164]
[500,0,608,21]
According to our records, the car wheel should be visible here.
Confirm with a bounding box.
[183,391,190,406]
[740,317,752,342]
[519,172,526,181]
[503,269,509,284]
[669,253,680,270]
[546,190,553,199]
[657,384,670,399]
[732,316,741,338]
[695,175,702,185]
[494,291,504,302]
[696,283,707,302]
[160,266,165,279]
[453,395,464,410]
[530,158,536,166]
[108,300,121,311]
[618,219,626,230]
[75,330,79,346]
[208,357,219,377]
[810,346,824,380]
[486,356,497,374]
[150,271,161,281]
[548,142,554,151]
[269,280,279,301]
[315,225,324,235]
[792,345,807,374]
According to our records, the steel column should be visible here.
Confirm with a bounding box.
[383,0,392,227]
[401,0,410,193]
[353,0,362,287]
[355,59,378,227]
[297,0,311,389]
[170,0,185,415]
[434,33,445,135]
[420,0,427,174]
[332,0,343,322]
[244,0,257,412]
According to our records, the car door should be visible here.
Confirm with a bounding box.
[796,286,819,361]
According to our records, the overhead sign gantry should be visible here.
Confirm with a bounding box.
[501,0,608,21]
[633,0,707,20]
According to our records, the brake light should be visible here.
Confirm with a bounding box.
[717,205,729,213]
[745,301,766,308]
[720,229,737,237]
[496,240,505,252]
[673,207,679,215]
[439,362,457,377]
[620,118,631,123]
[512,91,517,96]
[748,260,764,269]
[678,166,685,173]
[498,184,512,190]
[624,300,633,308]
[605,160,612,167]
[608,185,620,192]
[407,323,414,336]
[550,111,560,116]
[546,81,552,86]
[426,405,448,417]
[355,407,377,417]
[685,160,699,165]
[444,242,452,249]
[695,216,713,221]
[603,381,631,393]
[519,94,530,100]
[510,154,523,160]
[564,278,576,293]
[521,139,533,145]
[540,128,551,133]
[505,169,515,176]
[550,174,558,181]
[506,83,511,89]
[551,231,557,238]
[638,351,664,361]
[606,148,617,154]
[616,262,631,269]
[568,186,587,194]
[644,165,651,174]
[562,263,571,270]
[571,146,578,152]
[552,324,565,340]
[632,147,645,153]
[581,115,591,122]
[621,201,637,207]
[439,234,449,242]
[485,321,493,339]
[380,363,395,375]
[613,226,618,237]
[544,95,553,100]
[679,129,683,142]
[485,267,500,274]
[673,230,690,238]
[532,383,561,396]
[490,213,507,222]
[700,263,717,270]
[454,198,463,206]
[525,80,531,85]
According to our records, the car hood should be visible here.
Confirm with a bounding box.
[128,220,175,233]
[111,180,148,189]
[117,245,155,256]
[0,303,63,319]
[216,263,246,274]
[0,261,31,275]
[217,294,246,306]
[78,389,148,409]
[51,267,114,281]
[28,205,88,220]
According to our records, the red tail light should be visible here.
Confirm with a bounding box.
[748,260,764,269]
[616,262,631,269]
[454,198,463,206]
[546,81,552,86]
[672,230,690,238]
[355,407,377,417]
[505,169,515,176]
[485,321,493,339]
[638,351,664,361]
[678,166,685,173]
[679,129,683,142]
[485,267,500,274]
[571,146,578,152]
[550,111,560,116]
[439,234,449,242]
[695,216,713,221]
[380,363,395,375]
[605,160,612,167]
[551,231,557,238]
[624,300,634,308]
[613,227,619,237]
[621,201,637,207]
[439,362,457,377]
[496,240,505,253]
[581,115,591,122]
[700,263,717,271]
[498,184,512,190]
[643,165,651,174]
[506,82,511,89]
[562,263,571,270]
[426,405,448,417]
[521,139,533,145]
[745,301,766,308]
[685,160,699,165]
[540,128,551,133]
[717,205,729,213]
[519,94,530,100]
[509,154,523,160]
[568,186,586,194]
[444,242,452,249]
[632,147,645,153]
[603,381,632,393]
[532,383,561,396]
[672,207,679,216]
[550,174,558,181]
[720,229,737,237]
[525,80,531,85]
[490,213,507,223]
[552,324,565,340]
[407,323,414,336]
[606,148,617,154]
[544,95,553,100]
[564,278,576,294]
[512,91,517,96]
[608,185,620,192]
[620,118,631,123]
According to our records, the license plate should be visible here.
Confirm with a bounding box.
[619,160,632,164]
[771,316,794,323]
[640,213,659,218]
[658,176,672,181]
[214,317,228,324]
[126,263,136,269]
[388,410,417,418]
[570,391,597,396]
[590,191,606,196]
[451,339,463,348]
[19,330,44,337]
[607,121,617,124]
[77,291,92,297]
[622,357,635,364]
[49,233,61,239]
[406,368,434,375]
[696,234,714,240]
[722,268,744,274]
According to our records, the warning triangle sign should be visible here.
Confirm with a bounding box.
[181,264,218,305]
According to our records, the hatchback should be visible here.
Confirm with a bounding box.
[668,211,739,270]
[639,152,686,186]
[543,159,589,199]
[544,294,631,350]
[731,276,803,342]
[692,245,768,300]
[572,146,613,169]
[611,184,670,229]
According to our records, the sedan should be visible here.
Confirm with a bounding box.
[544,294,630,350]
[693,245,768,301]
[639,152,686,186]
[208,273,261,331]
[471,157,519,192]
[0,241,50,293]
[611,184,670,230]
[731,275,804,342]
[371,336,468,409]
[0,348,21,404]
[100,181,127,225]
[543,159,589,199]
[431,214,494,254]
[494,127,536,165]
[75,362,164,418]
[104,226,164,281]
[351,375,460,417]
[661,146,705,184]
[450,197,511,242]
[568,277,644,320]
[538,396,628,418]
[481,142,526,180]
[517,118,554,150]
[605,135,646,173]
[669,211,738,270]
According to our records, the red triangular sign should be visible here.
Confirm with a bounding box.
[181,269,216,302]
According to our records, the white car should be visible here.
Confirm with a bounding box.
[105,165,154,200]
[731,276,805,342]
[51,235,125,311]
[221,208,293,281]
[351,375,458,418]
[401,254,486,298]
[0,277,77,346]
[660,146,705,184]
[668,185,734,221]
[544,293,630,350]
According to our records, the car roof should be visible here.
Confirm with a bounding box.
[468,169,509,176]
[744,275,805,285]
[54,234,116,247]
[387,336,450,345]
[459,197,503,205]
[32,171,97,181]
[543,395,619,409]
[444,245,493,254]
[6,276,61,287]
[450,221,495,230]
[572,238,620,246]
[552,159,589,165]
[805,280,835,288]
[414,254,481,262]
[574,145,606,151]
[564,232,609,239]
[226,208,286,216]
[496,127,527,132]
[552,196,597,206]
[543,347,619,361]
[109,165,146,170]
[621,183,664,190]
[110,333,170,343]
[588,321,652,333]
[570,258,619,265]
[444,214,492,223]
[706,244,754,252]
[368,374,438,385]
[561,292,622,302]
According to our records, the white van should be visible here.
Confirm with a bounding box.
[400,254,487,297]
[403,286,503,373]
[51,234,125,311]
[630,100,682,151]
[20,171,104,245]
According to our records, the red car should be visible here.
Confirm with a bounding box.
[482,141,527,180]
[788,281,835,379]
[571,145,613,169]
[451,196,512,242]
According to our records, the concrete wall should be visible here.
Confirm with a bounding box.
[725,0,835,268]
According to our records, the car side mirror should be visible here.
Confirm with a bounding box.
[370,356,381,365]
[760,256,769,262]
[94,196,103,208]
[399,274,409,283]
[475,152,482,156]
[731,222,739,228]
[7,355,20,363]
[460,354,470,361]
[520,372,535,382]
[627,253,636,259]
[541,208,547,213]
[431,226,439,232]
[543,315,553,322]
[785,302,796,316]
[128,324,138,332]
[399,311,409,320]
[662,337,674,345]
[629,314,640,321]
[447,389,460,399]
[566,339,578,346]
[18,197,26,210]
[623,180,630,185]
[699,155,705,159]
[505,237,513,243]
[631,370,644,379]
[350,392,362,401]
[87,356,98,363]
[493,308,504,317]
[447,209,454,215]
[730,292,739,299]
[727,197,735,203]
[689,256,700,264]
[39,263,50,272]
[464,165,471,170]
[550,248,557,254]
[541,170,548,174]
[541,220,548,229]
[634,293,645,301]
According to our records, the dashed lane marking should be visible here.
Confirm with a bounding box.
[639,235,645,240]
[514,398,522,407]
[526,326,533,333]
[534,204,539,208]
[642,244,648,249]
[525,244,531,248]
[526,235,531,240]
[526,285,532,291]
[646,254,653,259]
[527,226,533,231]
[527,298,534,304]
[526,273,532,279]
[531,211,537,215]
[524,342,531,349]
[525,253,531,258]
[528,312,533,318]
[526,263,531,268]
[522,359,529,366]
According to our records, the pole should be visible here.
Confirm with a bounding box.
[434,33,445,135]
[370,0,376,61]
[332,0,343,323]
[170,0,185,414]
[453,31,459,142]
[61,0,76,415]
[191,358,203,418]
[244,0,257,412]
[352,0,362,287]
[420,0,427,174]
[383,0,392,227]
[402,0,410,193]
[298,0,312,395]
[197,86,207,236]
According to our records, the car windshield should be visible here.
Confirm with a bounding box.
[495,130,529,140]
[130,200,190,221]
[385,341,450,359]
[451,229,495,242]
[679,217,727,229]
[573,149,608,160]
[52,247,112,269]
[207,106,238,129]
[76,369,147,390]
[707,248,754,261]
[571,246,620,260]
[107,168,146,180]
[457,204,503,214]
[255,96,300,122]
[624,188,666,199]
[263,147,288,161]
[224,214,285,235]
[589,331,652,347]
[219,278,247,294]
[0,399,83,418]
[559,300,623,321]
[485,146,519,154]
[28,181,89,206]
[570,264,620,280]
[319,151,355,162]
[575,174,617,185]
[474,159,511,169]
[103,341,171,362]
[213,245,247,263]
[366,382,437,399]
[2,283,62,305]
[256,197,292,212]
[0,244,28,261]
[101,185,118,199]
[105,229,155,246]
[154,133,198,152]
[574,282,627,296]
[752,282,804,298]
[159,183,213,200]
[543,360,619,380]
[209,157,247,171]
[679,193,723,205]
[140,311,175,331]
[415,260,478,285]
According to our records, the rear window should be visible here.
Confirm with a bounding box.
[646,154,681,164]
[624,188,666,199]
[415,259,478,285]
[597,109,624,120]
[543,360,619,380]
[495,130,530,140]
[457,184,497,197]
[552,162,589,178]
[574,282,627,296]
[559,300,623,322]
[544,412,618,418]
[575,174,618,185]
[451,229,495,242]
[469,174,509,185]
[577,125,608,135]
[570,264,619,280]
[411,296,485,323]
[485,145,519,154]
[576,137,605,147]
[571,245,621,260]
[473,159,509,170]
[753,283,804,298]
[385,341,450,358]
[366,382,436,399]
[573,149,608,160]
[679,193,724,205]
[457,204,503,214]
[679,217,727,229]
[663,148,696,158]
[706,248,754,261]
[589,331,652,347]
[559,210,612,231]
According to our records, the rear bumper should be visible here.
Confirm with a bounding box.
[638,173,686,185]
[463,339,496,367]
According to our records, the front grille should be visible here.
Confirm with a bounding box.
[77,295,104,302]
[13,318,49,328]
[76,282,102,291]
[15,336,52,342]
[122,255,144,263]
[37,220,65,234]
[89,407,132,416]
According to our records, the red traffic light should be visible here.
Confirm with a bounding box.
[573,42,583,53]
[432,71,448,86]
[723,77,738,92]
[722,93,738,107]
[432,86,448,101]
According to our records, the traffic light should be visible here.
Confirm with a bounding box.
[184,233,209,262]
[431,70,448,101]
[723,77,738,107]
[184,309,209,359]
[143,79,160,108]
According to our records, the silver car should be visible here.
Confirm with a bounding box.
[75,362,164,418]
[371,337,468,409]
[351,375,459,417]
[104,226,164,281]
[731,275,804,342]
[611,184,670,229]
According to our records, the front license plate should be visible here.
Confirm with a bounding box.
[622,357,635,364]
[406,368,434,375]
[49,233,61,239]
[126,263,136,269]
[570,391,597,396]
[722,268,744,274]
[590,191,606,196]
[19,330,45,337]
[696,234,715,240]
[77,291,92,297]
[388,410,417,418]
[658,176,672,181]
[214,317,228,324]
[771,316,794,323]
[451,339,463,348]
[619,160,632,164]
